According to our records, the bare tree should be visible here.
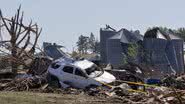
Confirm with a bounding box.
[0,6,42,75]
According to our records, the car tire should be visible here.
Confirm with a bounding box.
[47,73,61,88]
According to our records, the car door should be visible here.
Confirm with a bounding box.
[60,66,75,86]
[73,68,89,88]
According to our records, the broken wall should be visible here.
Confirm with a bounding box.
[142,38,184,74]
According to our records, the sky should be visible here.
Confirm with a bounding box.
[0,0,185,52]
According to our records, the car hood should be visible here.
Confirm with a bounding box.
[94,71,116,83]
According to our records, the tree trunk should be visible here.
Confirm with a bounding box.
[11,33,17,76]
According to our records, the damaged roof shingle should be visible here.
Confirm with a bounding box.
[108,28,143,44]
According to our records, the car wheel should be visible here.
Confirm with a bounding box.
[47,73,61,88]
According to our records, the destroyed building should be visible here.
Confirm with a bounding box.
[100,25,143,65]
[143,28,184,74]
[100,26,184,74]
[43,42,71,60]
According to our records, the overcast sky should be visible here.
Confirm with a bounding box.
[0,0,185,51]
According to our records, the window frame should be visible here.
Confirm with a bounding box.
[62,66,74,74]
[74,68,87,78]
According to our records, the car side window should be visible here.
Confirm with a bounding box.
[63,66,73,74]
[75,69,86,78]
[51,62,60,69]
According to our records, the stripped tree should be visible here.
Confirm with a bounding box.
[0,6,42,75]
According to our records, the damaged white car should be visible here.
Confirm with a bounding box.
[47,58,116,89]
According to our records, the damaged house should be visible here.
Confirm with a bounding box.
[100,26,184,74]
[43,42,71,60]
[143,28,184,74]
[100,25,143,65]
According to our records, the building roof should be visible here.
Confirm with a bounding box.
[144,28,182,40]
[108,28,143,44]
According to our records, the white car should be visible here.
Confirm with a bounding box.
[47,58,116,89]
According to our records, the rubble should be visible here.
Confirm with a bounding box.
[28,56,52,75]
[162,74,185,90]
[0,76,46,91]
[0,70,184,104]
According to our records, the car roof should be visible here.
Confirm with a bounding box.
[55,58,94,70]
[73,60,94,70]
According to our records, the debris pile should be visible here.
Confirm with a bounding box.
[28,57,52,75]
[0,76,47,91]
[162,74,185,90]
[0,73,184,104]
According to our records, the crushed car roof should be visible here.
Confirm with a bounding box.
[73,60,94,70]
[55,58,94,70]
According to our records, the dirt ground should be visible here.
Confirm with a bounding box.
[0,91,124,104]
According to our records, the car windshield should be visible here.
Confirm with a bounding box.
[85,65,103,78]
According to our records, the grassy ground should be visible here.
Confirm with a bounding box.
[0,91,123,104]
